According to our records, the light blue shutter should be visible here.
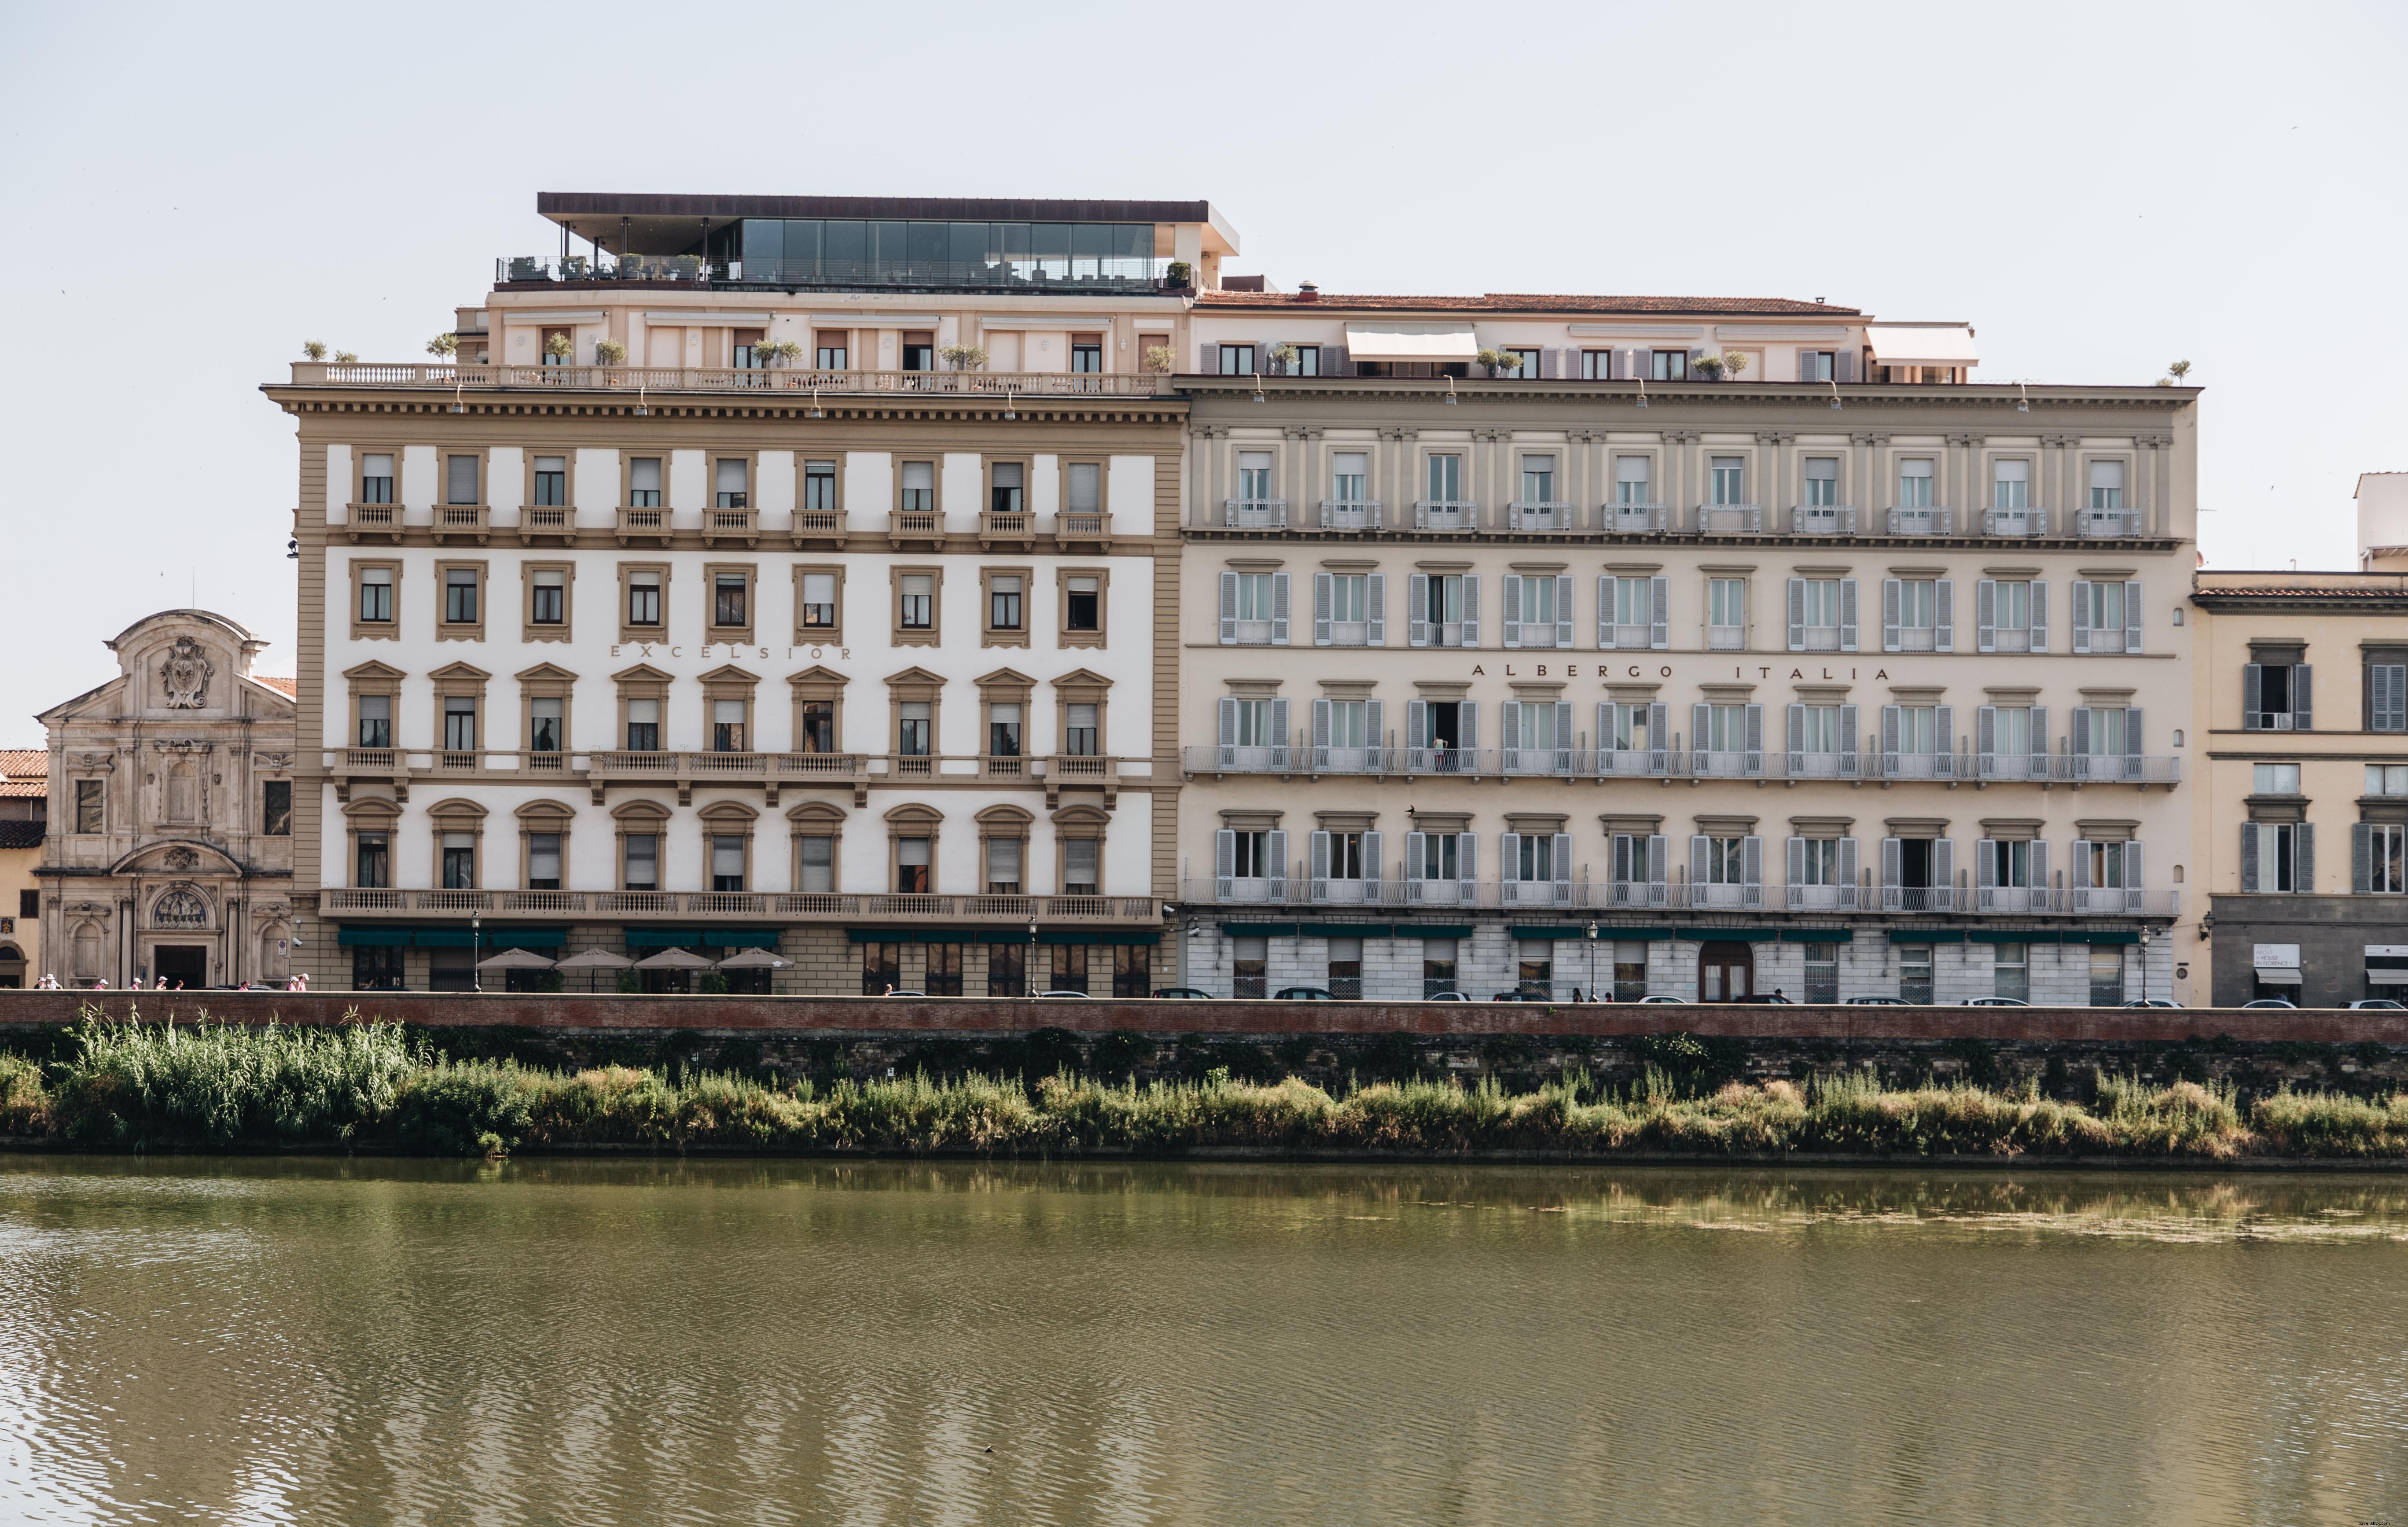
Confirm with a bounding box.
[1555,575,1575,648]
[1366,573,1386,647]
[1596,576,1614,648]
[1269,698,1290,763]
[1977,706,1996,775]
[1786,835,1805,909]
[1309,831,1330,901]
[1408,699,1429,751]
[1456,833,1476,890]
[1839,578,1858,651]
[1933,839,1955,910]
[1787,703,1805,774]
[1364,830,1384,889]
[1839,704,1858,773]
[1650,575,1669,649]
[1743,836,1763,909]
[1312,572,1333,646]
[1219,571,1238,644]
[1936,705,1954,775]
[2123,581,2143,654]
[2029,580,2048,651]
[1882,578,1902,652]
[2125,842,2142,912]
[1838,837,1858,908]
[1975,580,1996,652]
[2296,666,2314,730]
[2071,580,2092,653]
[2125,706,2143,780]
[1553,701,1573,772]
[1270,572,1290,645]
[1404,830,1426,886]
[1744,703,1764,775]
[1552,834,1573,904]
[1214,828,1235,897]
[1787,578,1805,650]
[1266,828,1288,896]
[2029,705,2048,773]
[1500,832,1522,898]
[1935,580,1954,652]
[1880,837,1902,909]
[1692,702,1710,771]
[1502,576,1522,649]
[1408,573,1430,648]
[1461,576,1480,647]
[2240,823,2259,893]
[2027,841,2046,907]
[1499,701,1522,769]
[1368,699,1386,762]
[1217,697,1238,765]
[1460,701,1478,753]
[1648,702,1668,775]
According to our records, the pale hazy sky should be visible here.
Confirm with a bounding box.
[2,1,2402,746]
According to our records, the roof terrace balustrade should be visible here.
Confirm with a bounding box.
[322,888,1160,921]
[289,361,1171,397]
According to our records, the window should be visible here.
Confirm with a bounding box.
[1326,936,1363,999]
[625,698,660,752]
[444,568,479,625]
[1065,576,1100,634]
[1801,350,1836,383]
[1708,578,1745,648]
[357,695,392,749]
[442,696,476,752]
[628,457,663,508]
[714,458,748,509]
[1650,350,1687,381]
[1062,839,1099,895]
[262,780,291,836]
[1421,938,1459,999]
[901,331,935,372]
[1993,460,2029,509]
[1065,703,1099,757]
[896,837,931,893]
[2089,461,2125,509]
[531,569,565,626]
[2368,765,2408,796]
[355,832,389,888]
[1050,944,1089,995]
[529,697,562,754]
[1993,942,2029,1002]
[2245,659,2308,730]
[1615,456,1652,504]
[713,573,748,629]
[987,941,1025,998]
[1219,344,1257,375]
[1519,454,1556,504]
[1415,573,1472,648]
[623,833,658,891]
[1710,456,1745,505]
[1228,830,1273,879]
[787,572,835,635]
[989,575,1023,632]
[1239,452,1274,502]
[1891,578,1938,651]
[711,835,746,892]
[1897,944,1934,1004]
[1898,459,1935,508]
[862,942,899,995]
[1891,705,1939,755]
[2242,822,2310,893]
[352,945,403,991]
[1499,347,1538,378]
[990,462,1025,515]
[1988,705,2033,758]
[1511,833,1556,881]
[1331,452,1368,504]
[438,831,476,889]
[527,833,561,890]
[1603,574,1658,648]
[360,453,394,504]
[446,454,479,506]
[1796,836,1845,887]
[1321,573,1370,644]
[712,699,747,753]
[1069,334,1102,372]
[898,701,931,757]
[541,326,570,365]
[2361,824,2408,894]
[2254,763,2301,795]
[1581,350,1611,379]
[803,459,838,512]
[2368,661,2407,733]
[1505,574,1561,647]
[1700,835,1749,884]
[798,835,834,893]
[924,942,965,997]
[1988,580,2033,652]
[1427,454,1463,504]
[1321,700,1370,749]
[816,331,848,370]
[1228,570,1283,644]
[1795,578,1845,650]
[1702,704,1751,754]
[1415,833,1460,881]
[989,703,1022,758]
[533,456,566,506]
[1286,345,1321,377]
[986,837,1022,894]
[901,574,934,631]
[1795,705,1845,756]
[359,568,393,624]
[733,329,764,369]
[900,461,935,513]
[1801,941,1838,1004]
[2081,580,2126,645]
[627,571,661,627]
[1517,941,1553,997]
[797,701,835,754]
[2088,946,2125,1007]
[1803,458,1838,506]
[1065,461,1101,519]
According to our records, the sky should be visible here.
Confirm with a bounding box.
[0,0,2402,747]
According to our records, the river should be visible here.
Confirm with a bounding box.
[1,1156,2404,1524]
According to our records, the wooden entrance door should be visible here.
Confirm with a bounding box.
[1698,941,1754,1001]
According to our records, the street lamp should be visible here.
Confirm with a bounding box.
[1028,917,1038,1001]
[471,911,483,993]
[2138,926,2154,1004]
[1586,921,1599,1003]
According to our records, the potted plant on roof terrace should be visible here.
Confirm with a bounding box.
[940,343,989,372]
[1692,353,1725,381]
[1269,343,1300,376]
[1164,260,1193,291]
[1142,344,1178,374]
[1475,348,1523,379]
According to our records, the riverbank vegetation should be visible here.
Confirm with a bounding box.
[3,1014,2405,1160]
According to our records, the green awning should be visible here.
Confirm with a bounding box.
[979,929,1035,944]
[1404,925,1476,939]
[1511,926,1588,941]
[627,928,712,947]
[1293,922,1393,938]
[847,928,915,944]
[702,928,780,949]
[1886,929,1966,944]
[485,927,566,950]
[1040,930,1160,946]
[1221,922,1299,937]
[1779,929,1855,943]
[413,928,479,948]
[1590,927,1676,941]
[337,926,414,946]
[2066,929,2141,945]
[1966,928,2059,944]
[1677,928,1781,943]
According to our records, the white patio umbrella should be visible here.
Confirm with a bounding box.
[555,946,636,993]
[634,946,717,970]
[712,947,788,969]
[475,947,557,971]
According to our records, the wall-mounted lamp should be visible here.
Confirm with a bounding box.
[632,384,649,418]
[1635,377,1648,409]
[1442,376,1459,406]
[2017,382,2031,413]
[1002,390,1017,421]
[1828,379,1842,412]
[1252,370,1266,405]
[805,386,822,420]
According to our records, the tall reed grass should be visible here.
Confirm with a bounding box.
[3,1012,2399,1160]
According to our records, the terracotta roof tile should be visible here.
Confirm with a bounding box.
[0,750,47,782]
[256,676,299,697]
[1193,291,1858,317]
[0,821,43,849]
[0,780,44,798]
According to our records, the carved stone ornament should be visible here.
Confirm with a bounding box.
[254,752,294,771]
[161,636,214,709]
[151,885,210,930]
[71,752,115,772]
[163,847,200,871]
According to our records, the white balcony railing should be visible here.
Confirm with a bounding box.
[1982,505,2048,537]
[1707,625,1746,651]
[322,889,1161,921]
[1887,506,1953,536]
[1411,500,1478,532]
[1504,501,1573,533]
[1221,497,1287,529]
[1696,503,1763,534]
[1167,878,2179,918]
[2076,507,2145,537]
[1318,500,1382,531]
[1880,751,1962,780]
[1784,884,1861,913]
[1689,749,1764,779]
[1604,503,1670,534]
[1785,751,1861,780]
[1791,504,1857,535]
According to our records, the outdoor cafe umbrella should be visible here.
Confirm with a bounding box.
[554,945,635,993]
[474,947,557,971]
[711,947,789,969]
[633,947,716,970]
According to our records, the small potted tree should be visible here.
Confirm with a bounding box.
[1720,350,1750,381]
[1164,260,1194,291]
[544,332,575,365]
[1142,344,1178,374]
[1269,342,1300,376]
[1475,347,1524,379]
[1692,353,1725,381]
[940,342,990,372]
[426,333,457,360]
[594,339,627,366]
[301,341,327,361]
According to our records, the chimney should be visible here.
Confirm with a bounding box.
[1297,281,1320,302]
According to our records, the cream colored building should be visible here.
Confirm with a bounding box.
[1169,292,2198,1005]
[35,611,297,989]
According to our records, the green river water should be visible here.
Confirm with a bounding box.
[1,1156,2404,1525]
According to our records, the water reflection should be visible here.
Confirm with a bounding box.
[3,1157,2405,1525]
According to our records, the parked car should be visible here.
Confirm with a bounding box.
[1964,997,2029,1006]
[2241,997,2298,1009]
[1490,990,1554,1002]
[1424,990,1470,1001]
[1274,986,1334,1001]
[1633,994,1689,1005]
[1151,987,1213,1000]
[1734,992,1794,1005]
[1846,996,1908,1005]
[2347,998,2405,1010]
[1035,990,1091,999]
[2122,999,2184,1008]
[881,989,928,998]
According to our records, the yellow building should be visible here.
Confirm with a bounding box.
[0,749,46,986]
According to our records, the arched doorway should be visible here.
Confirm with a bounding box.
[1698,940,1754,1001]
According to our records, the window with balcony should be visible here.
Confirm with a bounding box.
[625,699,661,752]
[359,568,393,625]
[900,574,934,632]
[982,836,1022,895]
[1331,452,1368,506]
[1801,350,1836,383]
[1616,456,1653,505]
[1413,832,1462,883]
[816,331,848,370]
[1409,572,1475,648]
[441,697,477,753]
[446,454,479,507]
[541,326,570,366]
[801,459,838,514]
[1219,344,1257,375]
[798,700,835,754]
[1610,832,1667,908]
[1650,350,1687,381]
[799,572,838,633]
[713,459,748,510]
[445,569,479,625]
[1890,704,1940,756]
[1501,347,1539,378]
[704,834,745,892]
[1898,459,1935,509]
[1519,454,1557,505]
[1708,578,1745,650]
[529,697,563,754]
[1803,457,1839,506]
[1064,702,1099,757]
[355,832,389,889]
[989,703,1023,760]
[528,833,562,891]
[990,462,1025,515]
[1311,830,1368,886]
[712,699,747,753]
[360,453,394,505]
[1794,835,1848,893]
[900,461,935,514]
[2244,658,2309,729]
[2255,763,2301,795]
[1428,453,1463,504]
[441,832,476,890]
[1511,832,1556,882]
[627,571,661,628]
[1236,451,1276,511]
[1693,835,1760,908]
[895,837,931,894]
[357,695,392,750]
[798,835,835,893]
[901,331,934,372]
[1067,333,1102,373]
[2357,823,2407,894]
[2090,461,2125,509]
[1062,839,1100,895]
[533,456,567,507]
[1993,460,2029,509]
[621,832,658,891]
[1710,456,1745,505]
[628,457,662,508]
[1226,831,1275,879]
[898,701,932,758]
